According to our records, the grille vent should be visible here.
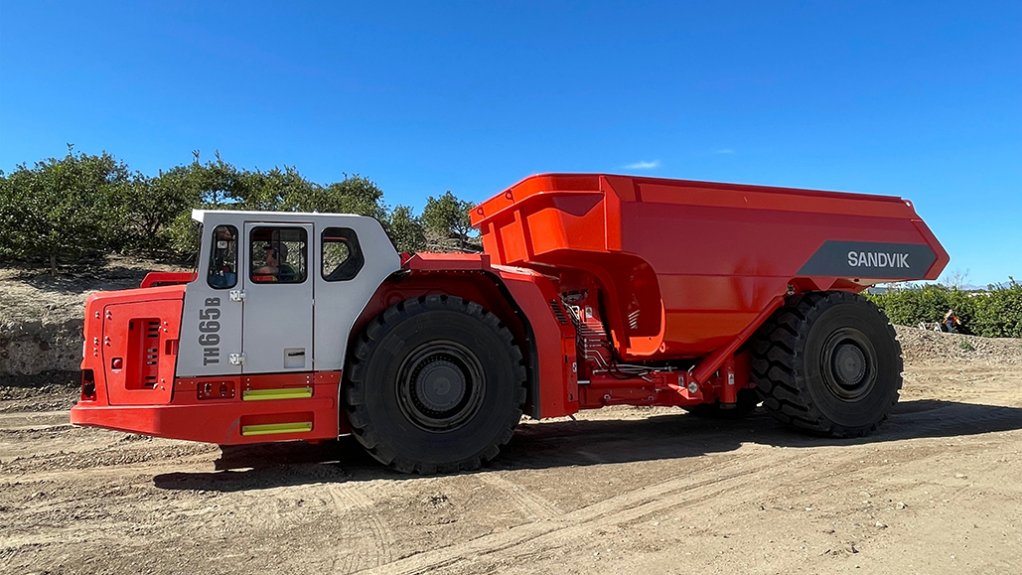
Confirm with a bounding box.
[548,300,569,325]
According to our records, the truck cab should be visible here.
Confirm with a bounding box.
[178,210,400,378]
[72,210,401,443]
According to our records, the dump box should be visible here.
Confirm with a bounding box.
[472,174,948,361]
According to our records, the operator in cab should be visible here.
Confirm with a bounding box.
[253,243,295,282]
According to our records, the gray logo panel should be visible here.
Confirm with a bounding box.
[798,241,936,279]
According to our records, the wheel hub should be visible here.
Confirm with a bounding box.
[414,359,467,413]
[397,341,486,432]
[832,342,867,387]
[821,328,878,401]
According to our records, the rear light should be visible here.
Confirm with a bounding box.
[81,369,96,400]
[198,381,236,400]
[111,357,123,370]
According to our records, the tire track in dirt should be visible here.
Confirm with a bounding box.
[477,473,561,521]
[357,454,800,575]
[3,450,216,482]
[326,483,396,573]
[0,409,70,430]
[359,443,959,575]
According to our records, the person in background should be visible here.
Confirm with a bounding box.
[943,308,962,333]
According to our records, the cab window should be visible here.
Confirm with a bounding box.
[322,227,364,281]
[250,227,308,284]
[207,225,238,289]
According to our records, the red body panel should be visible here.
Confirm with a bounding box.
[72,286,340,444]
[72,372,340,444]
[139,271,197,288]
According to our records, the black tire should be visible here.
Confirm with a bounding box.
[684,389,760,419]
[750,291,903,437]
[344,295,527,474]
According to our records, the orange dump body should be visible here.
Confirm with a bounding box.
[472,174,948,361]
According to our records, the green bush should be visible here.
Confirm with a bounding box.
[868,280,1022,338]
[0,149,131,272]
[970,280,1022,338]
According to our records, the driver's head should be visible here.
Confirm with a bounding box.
[263,242,288,266]
[263,245,278,266]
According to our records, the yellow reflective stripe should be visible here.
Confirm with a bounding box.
[242,387,313,401]
[241,422,312,436]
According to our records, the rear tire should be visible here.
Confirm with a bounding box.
[750,291,903,437]
[344,295,527,474]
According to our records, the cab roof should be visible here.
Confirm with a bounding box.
[191,209,375,224]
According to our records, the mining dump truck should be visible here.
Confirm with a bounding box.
[71,174,949,473]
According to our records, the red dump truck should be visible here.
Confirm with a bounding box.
[71,174,948,473]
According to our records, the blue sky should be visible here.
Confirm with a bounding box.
[1,1,1019,286]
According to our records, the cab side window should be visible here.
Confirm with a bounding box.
[322,227,364,281]
[207,225,238,289]
[250,227,308,284]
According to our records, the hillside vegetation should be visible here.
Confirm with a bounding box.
[0,147,478,273]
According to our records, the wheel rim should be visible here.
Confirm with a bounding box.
[820,328,878,401]
[396,340,485,432]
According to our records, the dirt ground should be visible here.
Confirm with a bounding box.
[1,328,1020,575]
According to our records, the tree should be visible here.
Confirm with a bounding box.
[192,151,242,207]
[385,205,426,253]
[122,167,202,256]
[0,147,131,273]
[238,165,314,212]
[311,174,388,220]
[159,153,246,258]
[422,191,478,252]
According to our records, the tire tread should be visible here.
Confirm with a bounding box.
[750,291,903,437]
[344,296,527,474]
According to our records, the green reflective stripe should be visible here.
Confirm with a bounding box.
[241,422,312,436]
[242,387,312,401]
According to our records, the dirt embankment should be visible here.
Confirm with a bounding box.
[0,261,183,379]
[896,325,1022,365]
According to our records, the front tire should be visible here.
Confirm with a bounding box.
[750,291,903,437]
[344,295,527,474]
